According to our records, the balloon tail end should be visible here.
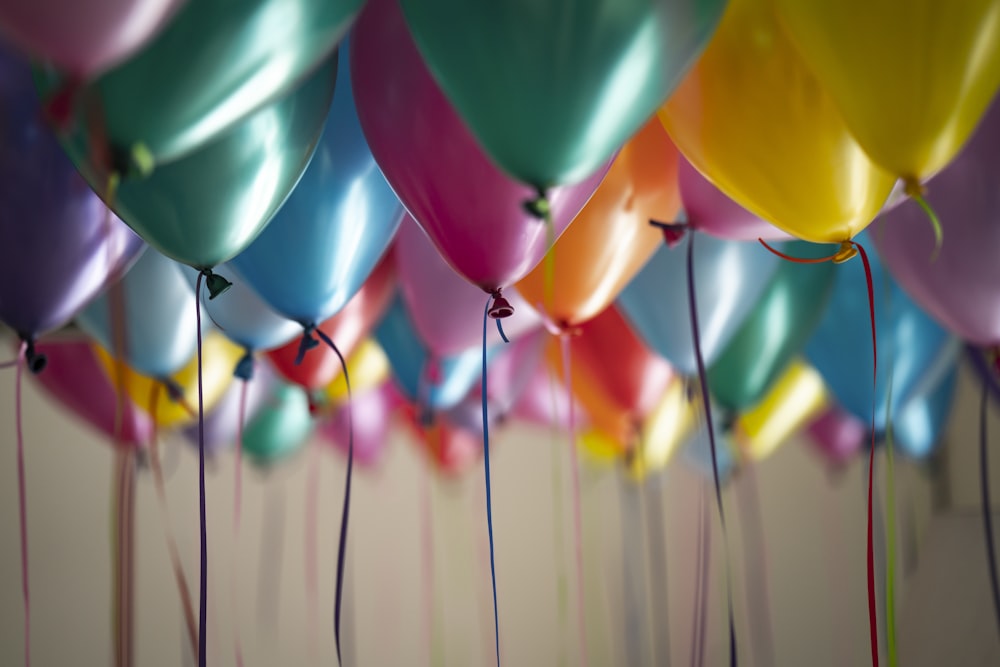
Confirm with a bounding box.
[23,339,46,375]
[202,270,232,300]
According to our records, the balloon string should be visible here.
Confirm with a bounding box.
[0,357,20,369]
[481,295,501,667]
[559,334,588,667]
[903,181,943,261]
[685,233,737,667]
[233,379,248,667]
[548,373,569,667]
[14,340,30,667]
[312,327,354,666]
[736,467,774,667]
[194,272,208,667]
[757,239,842,263]
[305,444,320,658]
[980,378,1000,638]
[148,384,199,657]
[884,380,898,667]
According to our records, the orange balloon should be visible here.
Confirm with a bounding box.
[517,118,680,327]
[546,305,674,450]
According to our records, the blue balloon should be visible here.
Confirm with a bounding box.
[231,44,403,326]
[77,248,202,378]
[891,364,958,459]
[374,296,499,410]
[805,231,958,431]
[618,234,779,375]
[184,263,301,353]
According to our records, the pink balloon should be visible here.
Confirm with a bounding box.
[872,98,1000,345]
[350,0,610,292]
[679,157,789,241]
[0,0,182,77]
[31,336,152,448]
[806,405,866,467]
[510,363,585,431]
[318,382,403,469]
[395,217,542,357]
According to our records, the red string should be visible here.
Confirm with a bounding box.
[14,341,30,667]
[757,238,843,264]
[559,334,588,667]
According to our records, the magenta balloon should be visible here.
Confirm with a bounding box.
[319,382,402,468]
[806,406,866,467]
[872,99,1000,345]
[350,0,610,292]
[0,0,181,77]
[678,157,788,241]
[31,337,152,448]
[395,217,542,357]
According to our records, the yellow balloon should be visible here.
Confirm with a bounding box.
[734,360,827,462]
[323,339,390,407]
[659,0,896,243]
[94,333,242,429]
[626,378,696,481]
[578,429,624,468]
[774,0,1000,183]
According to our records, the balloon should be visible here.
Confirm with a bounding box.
[322,339,391,407]
[871,99,1000,345]
[77,248,198,378]
[807,405,867,468]
[516,118,681,327]
[510,364,583,432]
[31,335,152,448]
[94,333,242,429]
[231,48,403,326]
[267,255,396,391]
[319,382,402,468]
[0,45,144,343]
[626,377,696,480]
[181,363,282,456]
[0,0,181,77]
[186,263,300,355]
[678,157,788,241]
[805,232,960,430]
[241,384,314,465]
[37,0,362,168]
[659,0,895,243]
[350,0,609,292]
[60,55,338,271]
[892,364,958,459]
[395,217,542,357]
[707,242,836,411]
[547,305,674,449]
[774,0,1000,183]
[402,410,482,476]
[618,234,778,375]
[397,0,727,188]
[733,360,827,462]
[375,295,499,411]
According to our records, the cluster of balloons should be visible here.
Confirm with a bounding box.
[2,0,999,477]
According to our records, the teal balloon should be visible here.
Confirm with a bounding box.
[707,242,836,412]
[38,0,362,168]
[618,233,778,375]
[241,383,314,465]
[231,46,403,325]
[890,364,957,459]
[76,247,202,378]
[374,296,498,410]
[397,0,727,187]
[76,55,338,270]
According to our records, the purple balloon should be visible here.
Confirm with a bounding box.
[873,97,1000,345]
[318,382,402,469]
[31,336,152,448]
[0,45,143,342]
[806,405,866,467]
[396,216,543,357]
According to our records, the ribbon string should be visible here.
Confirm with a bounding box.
[194,272,209,667]
[481,294,502,666]
[14,341,30,667]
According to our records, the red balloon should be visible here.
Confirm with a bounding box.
[266,255,396,391]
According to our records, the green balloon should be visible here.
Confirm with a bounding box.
[707,242,836,412]
[39,0,361,169]
[397,0,727,188]
[85,55,337,270]
[242,384,314,465]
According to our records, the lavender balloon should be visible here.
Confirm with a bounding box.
[0,45,143,363]
[873,97,1000,345]
[319,382,402,468]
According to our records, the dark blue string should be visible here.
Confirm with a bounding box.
[495,317,510,344]
[195,272,208,667]
[482,295,501,666]
[980,377,1000,638]
[685,233,737,667]
[313,327,353,666]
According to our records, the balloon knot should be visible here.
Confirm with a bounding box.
[832,240,858,264]
[234,351,255,381]
[23,339,46,375]
[650,220,688,248]
[201,269,232,300]
[42,77,83,132]
[307,394,324,417]
[418,406,435,428]
[162,378,185,402]
[522,188,551,220]
[488,289,514,319]
[294,327,320,366]
[425,357,443,385]
[903,177,926,199]
[989,346,1000,377]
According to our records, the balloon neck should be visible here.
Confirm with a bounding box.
[988,347,1000,377]
[42,76,84,133]
[488,289,514,319]
[903,177,926,199]
[831,241,858,264]
[294,326,321,366]
[649,220,688,249]
[109,142,155,180]
[522,187,551,221]
[307,393,324,418]
[201,269,233,300]
[22,339,46,375]
[161,378,184,403]
[234,352,255,381]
